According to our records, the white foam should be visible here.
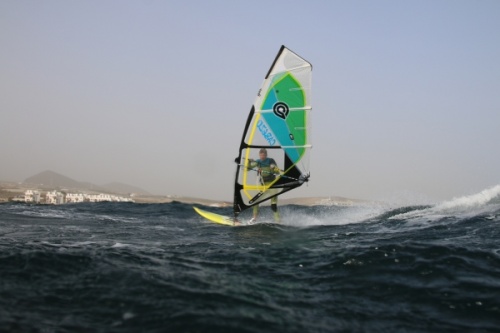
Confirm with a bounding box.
[284,203,386,227]
[435,184,500,211]
[392,184,500,221]
[111,242,129,248]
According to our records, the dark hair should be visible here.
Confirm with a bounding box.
[259,148,267,154]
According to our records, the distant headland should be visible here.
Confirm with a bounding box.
[0,170,363,207]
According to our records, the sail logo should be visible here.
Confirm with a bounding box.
[273,102,289,120]
[249,191,264,204]
[257,120,276,146]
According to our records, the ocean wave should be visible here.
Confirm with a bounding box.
[389,184,500,222]
[1,198,500,332]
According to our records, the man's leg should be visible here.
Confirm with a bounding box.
[271,196,280,222]
[252,205,259,221]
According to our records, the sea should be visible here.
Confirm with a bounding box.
[1,186,500,333]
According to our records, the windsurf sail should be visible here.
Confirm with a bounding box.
[233,45,312,219]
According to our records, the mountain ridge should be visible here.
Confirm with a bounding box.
[23,170,150,195]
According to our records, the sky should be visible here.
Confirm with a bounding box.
[1,0,499,203]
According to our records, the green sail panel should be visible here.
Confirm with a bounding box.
[261,72,307,163]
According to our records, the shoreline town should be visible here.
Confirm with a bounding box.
[0,181,361,207]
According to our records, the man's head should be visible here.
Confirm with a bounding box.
[259,148,267,160]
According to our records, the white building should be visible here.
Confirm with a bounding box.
[46,191,64,204]
[86,193,133,203]
[87,193,111,202]
[18,190,132,204]
[113,195,134,203]
[66,193,85,203]
[24,190,41,203]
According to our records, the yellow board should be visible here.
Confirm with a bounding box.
[193,206,236,226]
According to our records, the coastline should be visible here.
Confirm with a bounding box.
[0,181,364,207]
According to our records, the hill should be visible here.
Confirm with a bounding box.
[23,170,149,194]
[24,170,89,189]
[101,182,150,195]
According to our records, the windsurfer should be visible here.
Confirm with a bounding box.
[248,148,281,222]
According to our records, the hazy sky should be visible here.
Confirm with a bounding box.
[1,0,499,202]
